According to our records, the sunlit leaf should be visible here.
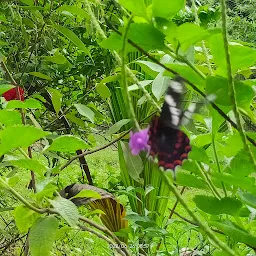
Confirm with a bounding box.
[47,88,62,115]
[74,104,94,123]
[106,119,130,135]
[29,216,59,256]
[152,0,185,18]
[29,72,52,80]
[47,135,88,153]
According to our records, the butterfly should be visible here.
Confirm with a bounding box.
[147,77,196,171]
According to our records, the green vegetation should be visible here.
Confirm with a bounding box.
[0,0,256,256]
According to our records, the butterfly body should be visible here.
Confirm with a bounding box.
[148,78,192,171]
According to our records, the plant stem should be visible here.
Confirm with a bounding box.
[212,137,227,197]
[121,15,140,130]
[220,0,256,166]
[162,172,238,256]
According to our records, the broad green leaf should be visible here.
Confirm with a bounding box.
[56,5,88,18]
[128,80,153,91]
[44,53,68,64]
[166,23,210,51]
[47,135,88,153]
[152,0,185,19]
[230,150,255,177]
[50,197,79,227]
[120,141,143,183]
[52,25,90,55]
[47,88,62,115]
[0,125,49,155]
[188,146,210,164]
[206,76,254,108]
[176,171,208,189]
[29,216,59,256]
[0,84,14,95]
[190,133,212,147]
[0,110,22,126]
[136,60,163,76]
[193,195,242,216]
[152,72,170,101]
[66,113,86,128]
[127,23,165,51]
[210,220,256,247]
[9,159,47,176]
[211,172,255,192]
[100,33,136,52]
[29,72,52,80]
[35,183,58,201]
[74,104,94,123]
[71,190,101,200]
[96,83,111,99]
[106,119,130,135]
[14,206,40,233]
[238,191,256,209]
[6,99,42,109]
[210,34,256,74]
[118,0,147,18]
[164,63,205,90]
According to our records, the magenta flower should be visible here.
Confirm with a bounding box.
[129,128,149,155]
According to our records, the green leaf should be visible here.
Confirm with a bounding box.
[47,135,88,153]
[152,72,170,101]
[9,159,47,176]
[210,220,256,247]
[66,113,86,128]
[152,0,185,18]
[14,206,40,233]
[20,0,34,5]
[0,110,22,126]
[29,72,52,80]
[44,53,68,64]
[71,190,101,200]
[0,84,15,95]
[100,33,136,52]
[47,88,62,115]
[176,171,208,189]
[211,172,255,192]
[188,146,210,164]
[128,80,153,91]
[118,0,147,18]
[74,104,94,123]
[50,197,79,227]
[163,63,205,90]
[6,99,42,109]
[55,5,88,18]
[210,34,256,74]
[206,76,254,108]
[166,23,210,51]
[127,23,165,51]
[0,125,49,155]
[120,141,143,183]
[29,216,59,256]
[96,83,111,99]
[238,191,256,209]
[106,119,130,135]
[193,195,242,216]
[52,25,90,55]
[230,150,255,177]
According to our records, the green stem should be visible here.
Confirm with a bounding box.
[191,0,213,75]
[121,15,140,130]
[162,172,238,256]
[212,137,227,197]
[0,177,45,214]
[196,162,221,199]
[220,0,256,167]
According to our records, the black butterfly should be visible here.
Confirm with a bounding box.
[148,77,195,171]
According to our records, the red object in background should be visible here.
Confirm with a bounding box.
[3,87,25,101]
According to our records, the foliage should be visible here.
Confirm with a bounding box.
[0,0,256,256]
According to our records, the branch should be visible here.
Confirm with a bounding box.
[60,130,130,171]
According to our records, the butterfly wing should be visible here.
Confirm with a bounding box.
[148,116,191,170]
[148,78,192,171]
